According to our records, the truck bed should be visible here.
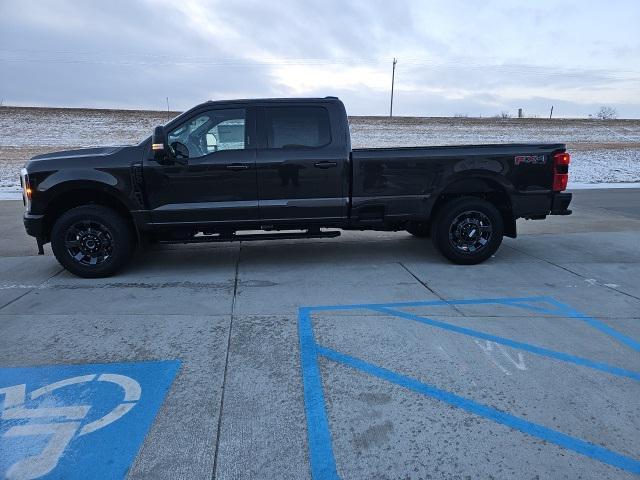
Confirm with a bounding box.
[350,143,567,224]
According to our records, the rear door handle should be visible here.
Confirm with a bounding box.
[226,164,250,171]
[314,161,338,169]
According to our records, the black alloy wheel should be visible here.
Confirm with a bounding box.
[51,205,134,278]
[448,210,493,254]
[431,197,503,265]
[64,220,114,266]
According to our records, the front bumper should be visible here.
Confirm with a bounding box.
[24,212,45,238]
[550,192,572,215]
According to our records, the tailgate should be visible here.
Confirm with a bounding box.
[511,146,568,192]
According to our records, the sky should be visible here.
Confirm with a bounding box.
[1,0,639,118]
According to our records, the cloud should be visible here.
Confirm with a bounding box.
[0,0,639,117]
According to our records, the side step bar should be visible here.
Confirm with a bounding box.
[159,230,341,245]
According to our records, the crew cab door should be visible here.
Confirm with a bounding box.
[255,105,348,223]
[144,107,258,225]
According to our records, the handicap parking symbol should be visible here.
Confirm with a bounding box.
[0,360,180,479]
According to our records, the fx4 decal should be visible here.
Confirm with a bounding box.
[514,155,546,165]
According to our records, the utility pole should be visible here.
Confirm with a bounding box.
[166,97,170,121]
[549,105,554,119]
[390,58,397,118]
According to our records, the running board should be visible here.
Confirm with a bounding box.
[159,230,341,244]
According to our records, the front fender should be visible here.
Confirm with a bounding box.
[30,169,136,215]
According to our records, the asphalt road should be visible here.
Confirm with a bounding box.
[0,189,639,479]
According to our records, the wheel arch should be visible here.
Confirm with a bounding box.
[41,183,139,244]
[429,175,517,238]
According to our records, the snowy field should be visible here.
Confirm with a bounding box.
[1,106,640,198]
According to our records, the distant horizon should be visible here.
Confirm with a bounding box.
[2,103,638,121]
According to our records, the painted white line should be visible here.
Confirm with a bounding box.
[0,384,26,409]
[496,344,527,371]
[474,340,511,375]
[1,382,91,420]
[79,402,136,436]
[98,373,141,401]
[3,404,90,421]
[4,422,80,480]
[30,374,97,399]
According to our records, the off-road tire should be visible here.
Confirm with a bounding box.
[431,197,503,265]
[51,205,134,278]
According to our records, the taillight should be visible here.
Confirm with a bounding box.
[552,152,570,191]
[554,152,570,166]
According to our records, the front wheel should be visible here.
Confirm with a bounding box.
[431,197,503,265]
[51,205,134,278]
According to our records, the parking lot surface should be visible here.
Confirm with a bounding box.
[1,189,639,479]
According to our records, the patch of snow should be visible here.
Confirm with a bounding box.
[2,108,640,190]
[568,182,640,189]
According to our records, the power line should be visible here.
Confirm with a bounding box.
[0,50,639,82]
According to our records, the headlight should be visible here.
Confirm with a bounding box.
[20,168,32,212]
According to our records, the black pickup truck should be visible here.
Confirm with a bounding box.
[21,97,572,277]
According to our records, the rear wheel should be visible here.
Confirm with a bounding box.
[51,205,134,278]
[431,197,503,265]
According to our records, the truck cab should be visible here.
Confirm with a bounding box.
[144,98,351,228]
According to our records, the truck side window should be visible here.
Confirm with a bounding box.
[167,108,246,158]
[265,107,331,149]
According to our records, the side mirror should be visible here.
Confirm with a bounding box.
[151,126,170,164]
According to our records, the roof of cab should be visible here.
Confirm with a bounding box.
[165,97,343,128]
[198,96,341,108]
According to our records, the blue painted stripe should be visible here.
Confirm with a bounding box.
[298,308,340,480]
[303,296,553,312]
[542,297,640,352]
[305,296,640,354]
[494,297,640,352]
[372,306,640,382]
[317,346,640,475]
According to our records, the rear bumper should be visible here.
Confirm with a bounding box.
[550,192,572,215]
[24,213,44,238]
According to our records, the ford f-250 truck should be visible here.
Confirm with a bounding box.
[21,97,572,277]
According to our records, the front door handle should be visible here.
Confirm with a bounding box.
[226,164,250,171]
[314,161,338,169]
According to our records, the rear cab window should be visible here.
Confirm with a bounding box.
[265,106,331,149]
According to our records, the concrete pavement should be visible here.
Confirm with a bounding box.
[0,189,639,479]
